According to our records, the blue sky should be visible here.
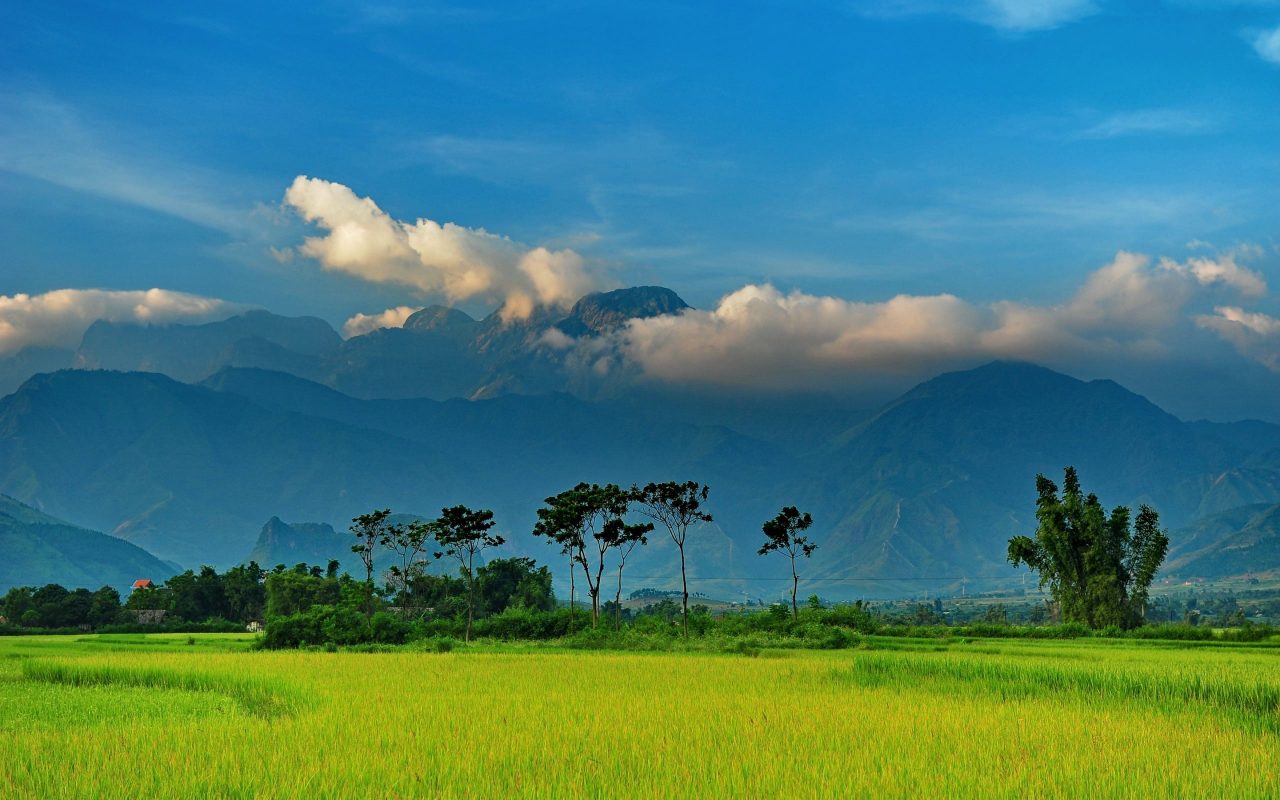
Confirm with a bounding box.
[2,1,1279,418]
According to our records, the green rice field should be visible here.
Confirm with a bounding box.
[1,633,1277,798]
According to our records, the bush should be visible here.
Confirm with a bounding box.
[370,612,411,645]
[262,606,330,649]
[322,606,371,646]
[1123,623,1213,641]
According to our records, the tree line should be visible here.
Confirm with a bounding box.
[2,467,1186,643]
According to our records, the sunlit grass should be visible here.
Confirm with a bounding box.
[0,634,1276,798]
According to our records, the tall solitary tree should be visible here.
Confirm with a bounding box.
[431,505,503,643]
[633,481,712,636]
[350,509,395,617]
[1007,466,1169,629]
[532,483,637,628]
[758,506,816,619]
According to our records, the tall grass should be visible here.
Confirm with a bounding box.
[0,634,1276,798]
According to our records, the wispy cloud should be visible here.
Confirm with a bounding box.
[1252,24,1280,64]
[834,185,1224,242]
[0,91,252,234]
[1196,306,1280,371]
[851,0,1097,32]
[1076,108,1217,140]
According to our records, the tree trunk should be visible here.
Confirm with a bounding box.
[679,543,689,638]
[465,550,475,643]
[590,562,604,628]
[615,564,624,631]
[568,555,575,625]
[790,555,798,620]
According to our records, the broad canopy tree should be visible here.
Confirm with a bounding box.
[759,506,817,619]
[1007,467,1168,629]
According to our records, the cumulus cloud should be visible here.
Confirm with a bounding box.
[283,176,599,321]
[1196,307,1280,371]
[0,288,242,356]
[1253,25,1280,65]
[342,306,424,338]
[604,250,1271,390]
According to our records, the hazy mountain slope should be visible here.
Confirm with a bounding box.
[805,362,1276,589]
[74,311,340,384]
[0,495,175,591]
[0,369,796,580]
[0,371,465,567]
[0,347,74,399]
[1166,503,1280,578]
[4,359,1280,596]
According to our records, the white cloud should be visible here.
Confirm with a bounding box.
[605,249,1271,390]
[0,289,242,356]
[1253,24,1280,64]
[1196,306,1280,371]
[342,306,424,338]
[1161,249,1268,297]
[284,176,601,320]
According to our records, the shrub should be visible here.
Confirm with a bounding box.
[370,612,411,645]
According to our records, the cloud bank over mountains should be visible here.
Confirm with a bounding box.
[0,289,242,356]
[282,176,600,322]
[599,250,1272,389]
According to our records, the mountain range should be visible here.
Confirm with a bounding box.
[1,285,1277,598]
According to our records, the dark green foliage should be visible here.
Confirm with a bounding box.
[87,586,122,626]
[264,567,345,617]
[167,567,231,622]
[222,562,267,622]
[1008,467,1169,629]
[1,583,120,629]
[476,557,555,614]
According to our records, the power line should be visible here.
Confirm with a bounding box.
[613,575,1013,583]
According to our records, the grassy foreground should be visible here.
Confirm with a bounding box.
[0,634,1277,798]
